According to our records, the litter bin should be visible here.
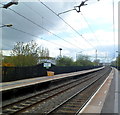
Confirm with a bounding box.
[47,71,54,76]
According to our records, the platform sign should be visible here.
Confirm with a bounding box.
[43,62,51,69]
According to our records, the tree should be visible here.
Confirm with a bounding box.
[111,60,116,66]
[93,59,100,66]
[3,41,49,66]
[55,55,95,66]
[0,51,2,67]
[2,56,15,67]
[55,56,74,66]
[75,54,94,66]
[39,47,49,58]
[111,54,120,68]
[116,54,120,67]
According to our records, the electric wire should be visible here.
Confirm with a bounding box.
[80,12,102,48]
[1,1,103,57]
[0,2,84,51]
[10,27,62,47]
[1,7,72,50]
[2,23,81,53]
[9,8,84,51]
[9,27,81,52]
[22,2,50,25]
[39,0,97,50]
[21,2,84,47]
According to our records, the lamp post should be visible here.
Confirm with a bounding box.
[95,50,97,61]
[0,24,13,28]
[59,48,62,57]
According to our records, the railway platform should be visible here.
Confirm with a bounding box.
[0,67,104,92]
[80,68,119,114]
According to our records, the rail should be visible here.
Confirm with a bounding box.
[2,67,111,114]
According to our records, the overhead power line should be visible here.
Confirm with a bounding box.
[5,7,84,51]
[1,3,84,52]
[9,27,68,49]
[22,2,85,49]
[39,0,97,50]
[0,2,83,51]
[5,27,82,54]
[1,2,95,51]
[80,12,102,48]
[4,26,79,52]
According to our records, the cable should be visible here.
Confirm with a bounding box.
[9,27,72,49]
[22,2,47,23]
[80,12,102,48]
[3,26,81,56]
[6,26,82,54]
[7,8,84,51]
[39,0,97,50]
[22,2,84,48]
[1,10,66,49]
[0,2,84,51]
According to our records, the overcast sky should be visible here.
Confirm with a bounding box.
[0,0,119,62]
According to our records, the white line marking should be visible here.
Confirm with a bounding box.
[114,68,118,113]
[79,68,114,114]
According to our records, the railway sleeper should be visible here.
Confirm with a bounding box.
[56,108,78,113]
[20,103,31,106]
[60,103,84,109]
[3,109,17,114]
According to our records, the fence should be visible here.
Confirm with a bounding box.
[112,66,120,70]
[2,63,102,82]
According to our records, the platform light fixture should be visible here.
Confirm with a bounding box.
[2,0,18,9]
[0,24,13,28]
[59,48,62,57]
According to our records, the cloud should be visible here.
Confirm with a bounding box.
[1,0,118,62]
[1,2,75,48]
[2,50,12,56]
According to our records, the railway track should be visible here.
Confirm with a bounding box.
[2,67,111,114]
[47,68,111,114]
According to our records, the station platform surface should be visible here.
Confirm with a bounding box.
[79,68,119,114]
[0,67,104,92]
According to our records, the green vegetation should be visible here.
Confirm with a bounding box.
[55,56,74,66]
[117,54,120,67]
[2,40,101,67]
[2,41,49,67]
[75,55,94,66]
[93,59,100,66]
[55,55,98,66]
[0,51,2,66]
[111,54,120,67]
